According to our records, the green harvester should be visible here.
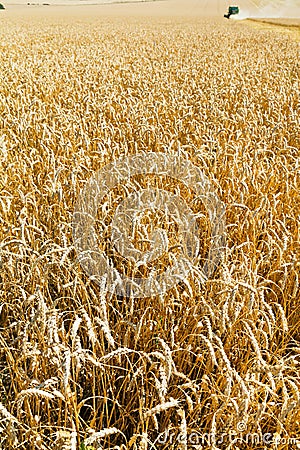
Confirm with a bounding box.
[224,6,239,19]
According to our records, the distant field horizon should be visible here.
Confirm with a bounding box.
[1,0,300,18]
[5,0,164,4]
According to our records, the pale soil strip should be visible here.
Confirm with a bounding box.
[248,18,300,28]
[245,18,300,40]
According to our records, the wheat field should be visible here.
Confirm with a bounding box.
[0,3,300,449]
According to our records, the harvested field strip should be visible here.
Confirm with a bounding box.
[247,18,300,37]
